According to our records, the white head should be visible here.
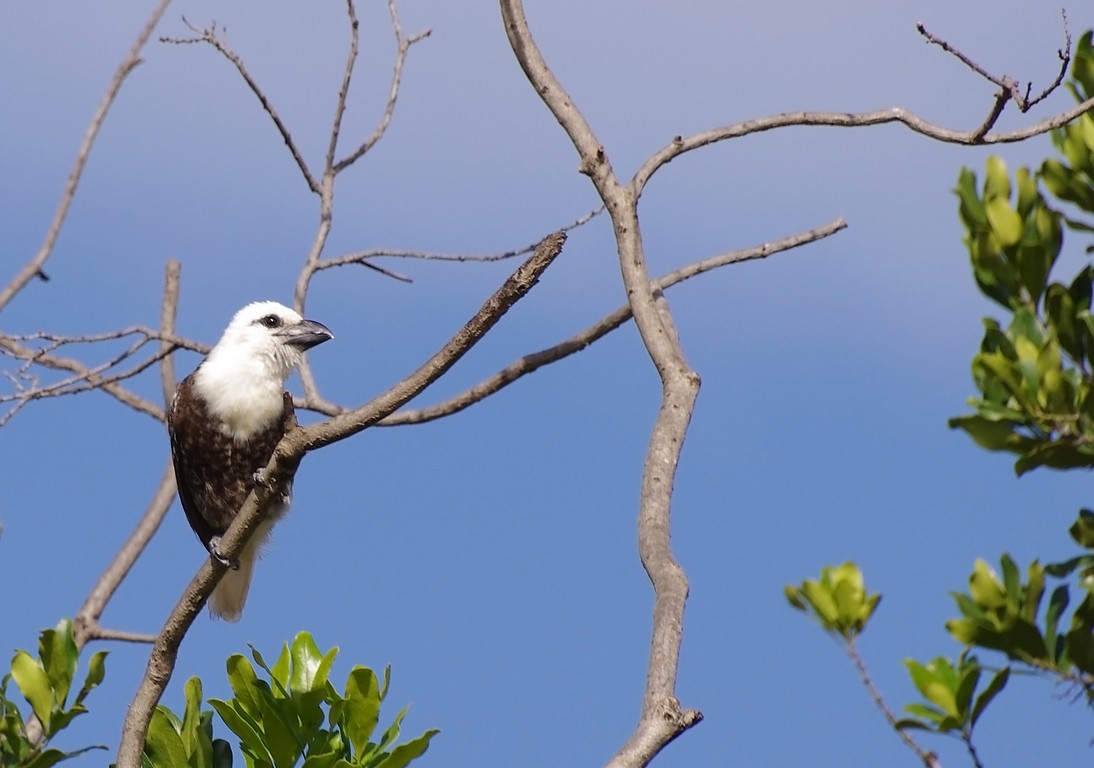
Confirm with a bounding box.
[194,301,333,438]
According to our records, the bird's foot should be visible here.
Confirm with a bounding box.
[252,467,272,487]
[208,537,240,570]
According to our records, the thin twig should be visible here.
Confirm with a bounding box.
[325,0,360,174]
[846,637,941,768]
[315,206,604,270]
[917,13,1071,113]
[0,0,174,313]
[333,0,432,172]
[162,19,320,194]
[0,336,166,423]
[631,97,1094,197]
[159,260,180,405]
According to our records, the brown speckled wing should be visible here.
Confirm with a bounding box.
[167,373,291,551]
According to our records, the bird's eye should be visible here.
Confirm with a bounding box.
[259,314,282,329]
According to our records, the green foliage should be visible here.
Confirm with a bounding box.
[784,562,880,639]
[1,620,108,767]
[144,678,232,768]
[940,536,1094,703]
[897,652,1008,736]
[950,32,1094,476]
[146,632,438,768]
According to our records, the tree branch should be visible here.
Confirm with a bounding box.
[159,260,180,406]
[0,0,174,313]
[161,19,320,195]
[500,3,702,766]
[632,97,1094,197]
[383,217,846,426]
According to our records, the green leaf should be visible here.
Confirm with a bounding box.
[11,650,53,733]
[290,632,328,698]
[372,730,439,768]
[985,156,1011,200]
[225,655,263,720]
[39,622,77,711]
[970,667,1009,728]
[209,698,274,767]
[343,667,382,756]
[72,650,107,711]
[1015,441,1094,476]
[145,706,189,768]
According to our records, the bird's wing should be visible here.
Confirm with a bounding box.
[167,375,289,549]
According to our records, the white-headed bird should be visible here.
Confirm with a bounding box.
[168,301,333,621]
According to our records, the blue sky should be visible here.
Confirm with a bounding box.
[2,1,1092,766]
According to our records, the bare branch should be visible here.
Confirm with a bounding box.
[384,217,847,426]
[0,0,174,313]
[162,19,320,194]
[316,206,604,271]
[0,335,167,424]
[632,97,1094,197]
[500,2,702,766]
[325,0,361,174]
[333,0,432,172]
[917,11,1071,112]
[74,460,177,649]
[847,637,941,768]
[84,628,158,644]
[159,260,181,405]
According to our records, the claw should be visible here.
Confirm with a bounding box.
[208,536,240,570]
[253,467,270,486]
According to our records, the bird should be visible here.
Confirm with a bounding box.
[167,301,333,621]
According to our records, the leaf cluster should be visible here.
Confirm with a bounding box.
[143,632,437,768]
[785,562,880,640]
[2,620,107,768]
[950,31,1094,475]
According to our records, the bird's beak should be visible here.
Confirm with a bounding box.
[276,319,334,350]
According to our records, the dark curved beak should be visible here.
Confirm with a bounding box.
[277,319,333,350]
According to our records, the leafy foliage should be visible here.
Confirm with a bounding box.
[950,31,1094,476]
[784,562,880,640]
[897,653,1008,736]
[144,632,438,768]
[1,620,107,767]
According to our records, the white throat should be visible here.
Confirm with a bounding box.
[194,345,296,441]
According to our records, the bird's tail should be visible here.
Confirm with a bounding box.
[208,517,276,622]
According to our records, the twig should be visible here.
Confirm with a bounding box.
[333,0,432,172]
[0,0,174,313]
[500,3,702,766]
[162,19,320,194]
[292,0,430,406]
[73,461,177,649]
[0,336,166,424]
[159,260,181,405]
[383,217,846,425]
[847,637,941,768]
[315,206,604,270]
[917,11,1071,113]
[631,97,1094,196]
[115,233,567,768]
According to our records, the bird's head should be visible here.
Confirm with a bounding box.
[205,301,334,384]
